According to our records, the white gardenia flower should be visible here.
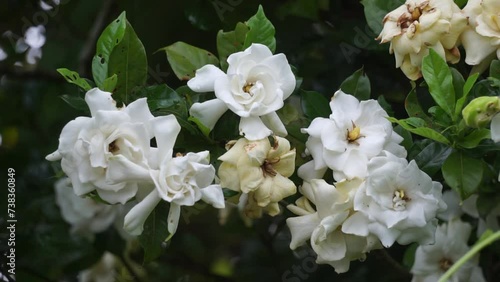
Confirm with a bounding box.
[79,252,118,282]
[346,152,446,247]
[286,179,381,273]
[218,136,296,217]
[411,219,486,282]
[298,90,406,181]
[187,43,296,140]
[46,88,157,204]
[108,115,225,235]
[54,178,120,238]
[378,0,467,80]
[491,112,500,143]
[461,0,500,65]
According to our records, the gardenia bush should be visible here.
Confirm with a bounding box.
[45,2,500,281]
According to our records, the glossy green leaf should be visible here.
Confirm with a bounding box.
[412,141,452,177]
[163,41,219,81]
[101,74,117,93]
[137,85,186,113]
[107,21,148,104]
[451,68,465,100]
[92,12,127,88]
[340,67,371,100]
[57,68,92,91]
[442,151,484,199]
[361,0,405,34]
[422,49,455,119]
[301,90,331,119]
[394,125,413,151]
[455,73,480,119]
[217,22,249,71]
[405,86,433,125]
[388,117,450,145]
[458,129,491,149]
[60,95,89,112]
[243,5,276,53]
[138,201,171,263]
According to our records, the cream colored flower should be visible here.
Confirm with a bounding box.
[462,0,500,65]
[378,0,467,80]
[218,136,296,217]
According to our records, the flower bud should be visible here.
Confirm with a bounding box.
[462,96,500,128]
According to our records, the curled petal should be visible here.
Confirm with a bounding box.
[189,99,228,131]
[187,64,226,92]
[123,189,161,236]
[85,88,117,117]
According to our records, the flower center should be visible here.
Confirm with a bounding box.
[243,82,255,94]
[261,158,279,177]
[346,122,363,144]
[108,140,119,154]
[439,258,453,271]
[392,189,410,211]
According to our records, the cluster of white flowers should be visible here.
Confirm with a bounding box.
[287,91,446,273]
[47,88,225,237]
[379,0,500,80]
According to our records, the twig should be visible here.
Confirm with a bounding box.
[78,0,115,77]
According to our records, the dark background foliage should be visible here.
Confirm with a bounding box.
[0,0,440,281]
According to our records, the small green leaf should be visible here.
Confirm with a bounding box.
[300,90,331,119]
[394,125,413,151]
[57,68,92,91]
[163,42,219,81]
[107,21,148,104]
[490,60,500,79]
[137,85,186,113]
[340,67,371,101]
[458,129,491,149]
[412,141,452,177]
[422,49,456,119]
[388,117,450,145]
[451,68,465,100]
[217,22,249,71]
[92,12,127,87]
[377,95,394,117]
[243,5,276,53]
[403,243,418,269]
[455,73,480,119]
[101,74,117,93]
[60,95,89,112]
[442,151,484,199]
[222,188,239,198]
[405,86,433,125]
[361,0,405,34]
[138,201,171,263]
[188,116,211,137]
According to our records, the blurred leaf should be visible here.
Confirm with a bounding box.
[138,201,171,263]
[92,12,127,87]
[277,0,328,20]
[57,68,92,91]
[477,193,500,219]
[163,41,219,81]
[217,22,249,71]
[442,151,483,199]
[377,95,394,117]
[300,90,330,119]
[188,116,211,137]
[428,106,451,127]
[490,60,500,79]
[101,74,117,93]
[403,243,418,269]
[340,67,371,100]
[108,21,148,104]
[222,188,239,198]
[183,0,220,31]
[458,128,491,149]
[243,5,276,53]
[60,95,89,112]
[394,125,413,151]
[388,117,450,145]
[405,86,433,125]
[361,0,405,34]
[138,84,187,114]
[422,49,455,119]
[455,73,479,119]
[412,141,452,177]
[454,0,468,8]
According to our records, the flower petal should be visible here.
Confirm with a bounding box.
[189,99,228,131]
[491,113,500,142]
[286,213,321,249]
[151,115,181,159]
[85,88,117,117]
[261,112,287,137]
[201,184,225,208]
[187,64,226,92]
[239,116,273,140]
[123,189,161,235]
[167,203,181,234]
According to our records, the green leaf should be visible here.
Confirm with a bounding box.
[163,41,219,81]
[403,243,418,269]
[217,22,249,71]
[222,188,239,198]
[92,12,127,88]
[101,74,117,93]
[377,95,394,117]
[188,116,211,137]
[405,85,433,125]
[57,68,92,91]
[490,60,500,79]
[388,117,450,145]
[138,201,171,263]
[361,0,405,34]
[412,141,452,177]
[442,151,484,199]
[422,49,456,119]
[107,21,148,104]
[458,128,491,149]
[394,125,413,151]
[137,85,187,114]
[340,67,371,100]
[243,5,276,53]
[451,68,465,100]
[301,90,331,119]
[455,73,480,119]
[60,95,89,112]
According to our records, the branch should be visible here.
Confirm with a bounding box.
[78,0,115,77]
